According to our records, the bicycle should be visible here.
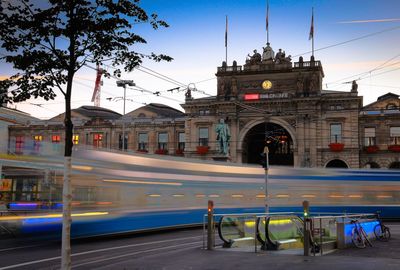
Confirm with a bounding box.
[351,219,372,248]
[374,212,391,241]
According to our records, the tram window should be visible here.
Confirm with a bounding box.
[199,127,209,146]
[390,127,400,145]
[330,123,342,143]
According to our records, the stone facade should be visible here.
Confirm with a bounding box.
[7,104,185,156]
[182,45,364,168]
[359,93,400,169]
[4,46,400,169]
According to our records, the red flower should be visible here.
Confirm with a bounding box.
[329,143,344,152]
[388,145,400,152]
[155,149,168,155]
[196,146,209,155]
[365,145,379,153]
[175,149,184,155]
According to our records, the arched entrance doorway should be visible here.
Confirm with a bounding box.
[326,159,348,168]
[389,162,400,169]
[243,122,294,166]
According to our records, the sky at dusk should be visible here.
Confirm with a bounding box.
[1,0,400,119]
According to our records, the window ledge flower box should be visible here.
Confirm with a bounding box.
[388,145,400,152]
[155,149,168,155]
[329,143,344,152]
[365,145,379,153]
[175,149,184,156]
[196,146,209,155]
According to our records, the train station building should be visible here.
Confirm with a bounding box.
[3,44,400,170]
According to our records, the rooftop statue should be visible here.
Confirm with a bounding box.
[351,80,358,92]
[275,49,292,64]
[247,49,262,65]
[262,43,275,61]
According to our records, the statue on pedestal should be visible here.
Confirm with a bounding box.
[215,118,231,156]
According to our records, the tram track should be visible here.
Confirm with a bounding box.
[0,231,204,270]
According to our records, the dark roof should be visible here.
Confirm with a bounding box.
[73,106,121,120]
[141,103,184,118]
[377,92,399,101]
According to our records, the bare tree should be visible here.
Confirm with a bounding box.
[0,1,172,269]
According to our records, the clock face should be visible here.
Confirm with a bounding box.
[262,80,272,90]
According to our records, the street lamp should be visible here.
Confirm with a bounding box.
[116,80,135,151]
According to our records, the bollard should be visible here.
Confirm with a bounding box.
[207,200,214,250]
[303,200,310,256]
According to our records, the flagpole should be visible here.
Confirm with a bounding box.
[311,7,314,57]
[266,0,269,44]
[225,15,228,64]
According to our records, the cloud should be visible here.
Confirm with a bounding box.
[338,18,400,24]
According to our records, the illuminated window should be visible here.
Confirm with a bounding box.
[15,136,24,154]
[73,135,79,145]
[138,133,148,151]
[33,135,42,152]
[199,127,209,146]
[158,132,168,150]
[330,123,342,143]
[364,127,376,146]
[33,135,42,141]
[93,133,103,148]
[178,132,185,150]
[52,135,61,143]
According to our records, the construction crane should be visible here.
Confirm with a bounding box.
[91,64,103,107]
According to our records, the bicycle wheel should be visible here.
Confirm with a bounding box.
[360,227,372,247]
[382,226,391,241]
[351,228,365,248]
[374,224,383,240]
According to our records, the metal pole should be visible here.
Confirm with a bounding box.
[122,85,126,151]
[207,200,214,250]
[117,80,134,151]
[264,146,269,214]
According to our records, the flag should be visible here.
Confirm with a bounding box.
[309,8,314,40]
[225,16,228,48]
[266,1,269,32]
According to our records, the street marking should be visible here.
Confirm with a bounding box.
[0,235,202,270]
[0,244,43,252]
[72,241,202,268]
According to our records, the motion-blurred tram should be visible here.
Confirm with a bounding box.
[1,149,400,239]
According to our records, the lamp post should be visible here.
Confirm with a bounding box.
[116,80,135,151]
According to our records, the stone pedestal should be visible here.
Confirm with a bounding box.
[212,156,230,162]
